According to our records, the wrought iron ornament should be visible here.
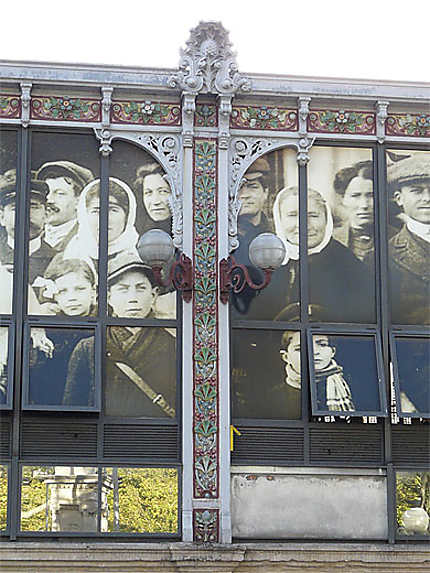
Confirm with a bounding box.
[219,255,273,304]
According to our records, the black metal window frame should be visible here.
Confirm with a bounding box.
[0,125,182,539]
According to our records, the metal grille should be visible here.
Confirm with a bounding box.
[103,424,179,461]
[0,418,11,459]
[310,426,384,464]
[21,419,97,458]
[231,427,304,465]
[392,426,430,465]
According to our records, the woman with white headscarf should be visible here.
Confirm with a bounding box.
[63,177,138,271]
[243,186,374,322]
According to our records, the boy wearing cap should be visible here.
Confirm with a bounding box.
[388,153,430,324]
[63,252,176,417]
[37,161,94,252]
[0,176,56,284]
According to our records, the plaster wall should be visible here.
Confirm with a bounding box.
[231,468,387,539]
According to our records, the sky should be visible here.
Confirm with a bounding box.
[1,0,429,84]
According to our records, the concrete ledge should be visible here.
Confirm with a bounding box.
[0,542,429,572]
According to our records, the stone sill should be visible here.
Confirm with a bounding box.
[0,542,429,572]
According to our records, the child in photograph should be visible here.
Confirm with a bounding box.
[312,334,355,412]
[36,256,97,317]
[63,252,176,417]
[0,328,8,404]
[279,330,302,419]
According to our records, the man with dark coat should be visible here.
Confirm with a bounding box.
[63,252,176,417]
[388,154,430,325]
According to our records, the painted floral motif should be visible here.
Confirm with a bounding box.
[31,97,101,121]
[193,509,219,543]
[193,139,218,500]
[230,105,298,131]
[195,103,217,127]
[0,95,20,119]
[308,109,376,134]
[386,113,430,137]
[111,100,181,125]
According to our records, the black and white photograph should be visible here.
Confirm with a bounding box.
[232,146,376,323]
[25,326,97,410]
[309,333,383,416]
[387,150,430,325]
[0,326,10,406]
[393,336,430,417]
[231,329,301,420]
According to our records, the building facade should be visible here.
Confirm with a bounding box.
[0,21,429,571]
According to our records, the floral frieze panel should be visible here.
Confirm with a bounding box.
[111,100,181,126]
[193,139,218,500]
[193,509,219,543]
[231,105,298,131]
[0,95,20,119]
[308,109,376,134]
[386,113,430,137]
[31,96,101,122]
[195,103,217,127]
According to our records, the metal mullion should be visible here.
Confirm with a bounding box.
[9,127,30,540]
[97,154,109,460]
[299,162,310,464]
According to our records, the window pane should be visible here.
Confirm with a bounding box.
[232,329,301,419]
[0,129,17,315]
[308,146,375,323]
[387,149,430,325]
[396,471,430,536]
[27,327,96,409]
[0,464,7,531]
[231,148,299,321]
[0,326,10,406]
[103,467,178,533]
[310,334,382,415]
[21,466,98,532]
[109,141,176,320]
[105,326,176,418]
[394,337,430,416]
[29,132,99,316]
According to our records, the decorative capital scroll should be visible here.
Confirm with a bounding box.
[168,21,251,96]
[101,86,113,127]
[182,93,196,148]
[20,82,32,128]
[298,96,311,136]
[376,100,389,144]
[297,136,315,166]
[193,509,219,543]
[93,127,113,156]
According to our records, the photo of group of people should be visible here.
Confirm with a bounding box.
[0,132,177,415]
[231,145,429,419]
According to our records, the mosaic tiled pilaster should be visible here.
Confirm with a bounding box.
[195,103,217,128]
[111,100,181,126]
[193,509,219,542]
[30,96,101,121]
[192,138,219,541]
[0,95,20,119]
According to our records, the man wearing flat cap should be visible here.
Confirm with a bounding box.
[388,153,430,324]
[235,157,272,265]
[63,251,176,417]
[37,161,94,252]
[0,173,56,284]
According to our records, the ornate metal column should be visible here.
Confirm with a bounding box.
[169,21,250,543]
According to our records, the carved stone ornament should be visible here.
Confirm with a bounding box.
[20,82,32,128]
[228,135,314,253]
[168,21,251,96]
[93,129,183,249]
[101,86,113,127]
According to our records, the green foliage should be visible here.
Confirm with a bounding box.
[0,465,8,530]
[396,472,430,529]
[106,467,178,533]
[20,466,54,531]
